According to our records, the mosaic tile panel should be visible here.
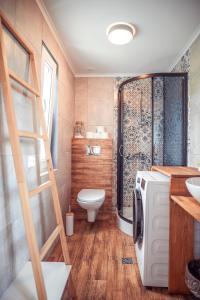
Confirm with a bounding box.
[172,49,190,73]
[113,74,187,214]
[163,76,186,165]
[172,49,191,159]
[112,77,130,209]
[152,77,164,165]
[113,77,153,211]
[122,79,152,207]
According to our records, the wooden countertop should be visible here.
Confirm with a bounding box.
[171,195,200,222]
[152,166,200,177]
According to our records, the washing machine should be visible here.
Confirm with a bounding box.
[134,171,170,287]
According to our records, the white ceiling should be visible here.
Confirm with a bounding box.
[42,0,200,76]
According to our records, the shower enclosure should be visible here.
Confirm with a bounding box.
[117,73,188,224]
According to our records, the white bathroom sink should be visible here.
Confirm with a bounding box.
[186,177,200,203]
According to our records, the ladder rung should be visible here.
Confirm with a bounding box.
[18,130,43,139]
[40,225,61,260]
[9,69,40,97]
[29,181,52,198]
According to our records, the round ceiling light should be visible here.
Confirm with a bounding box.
[106,22,136,45]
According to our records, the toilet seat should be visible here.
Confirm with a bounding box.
[77,189,105,222]
[77,189,105,203]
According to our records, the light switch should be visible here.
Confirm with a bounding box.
[91,145,101,155]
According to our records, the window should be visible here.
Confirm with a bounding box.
[41,45,57,139]
[41,45,58,168]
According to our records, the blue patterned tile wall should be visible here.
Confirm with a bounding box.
[122,79,152,208]
[152,77,164,165]
[163,76,186,165]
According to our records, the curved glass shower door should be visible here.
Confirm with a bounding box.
[117,74,188,223]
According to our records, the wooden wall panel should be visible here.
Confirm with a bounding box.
[71,138,113,215]
[169,199,194,294]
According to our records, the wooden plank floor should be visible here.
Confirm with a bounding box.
[47,214,191,300]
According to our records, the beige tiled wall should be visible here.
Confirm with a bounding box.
[0,0,75,295]
[75,77,114,136]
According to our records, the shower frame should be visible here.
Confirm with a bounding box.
[117,73,188,224]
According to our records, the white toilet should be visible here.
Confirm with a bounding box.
[77,189,105,222]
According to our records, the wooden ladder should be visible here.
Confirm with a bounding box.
[0,11,74,300]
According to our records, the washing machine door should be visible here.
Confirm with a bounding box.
[133,188,144,247]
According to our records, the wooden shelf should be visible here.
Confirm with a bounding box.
[171,195,200,222]
[0,262,71,300]
[152,166,200,177]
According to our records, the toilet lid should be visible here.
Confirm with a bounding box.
[77,189,105,202]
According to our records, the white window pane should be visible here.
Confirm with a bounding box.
[42,61,53,135]
[41,46,57,167]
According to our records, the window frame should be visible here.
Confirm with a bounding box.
[41,44,57,141]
